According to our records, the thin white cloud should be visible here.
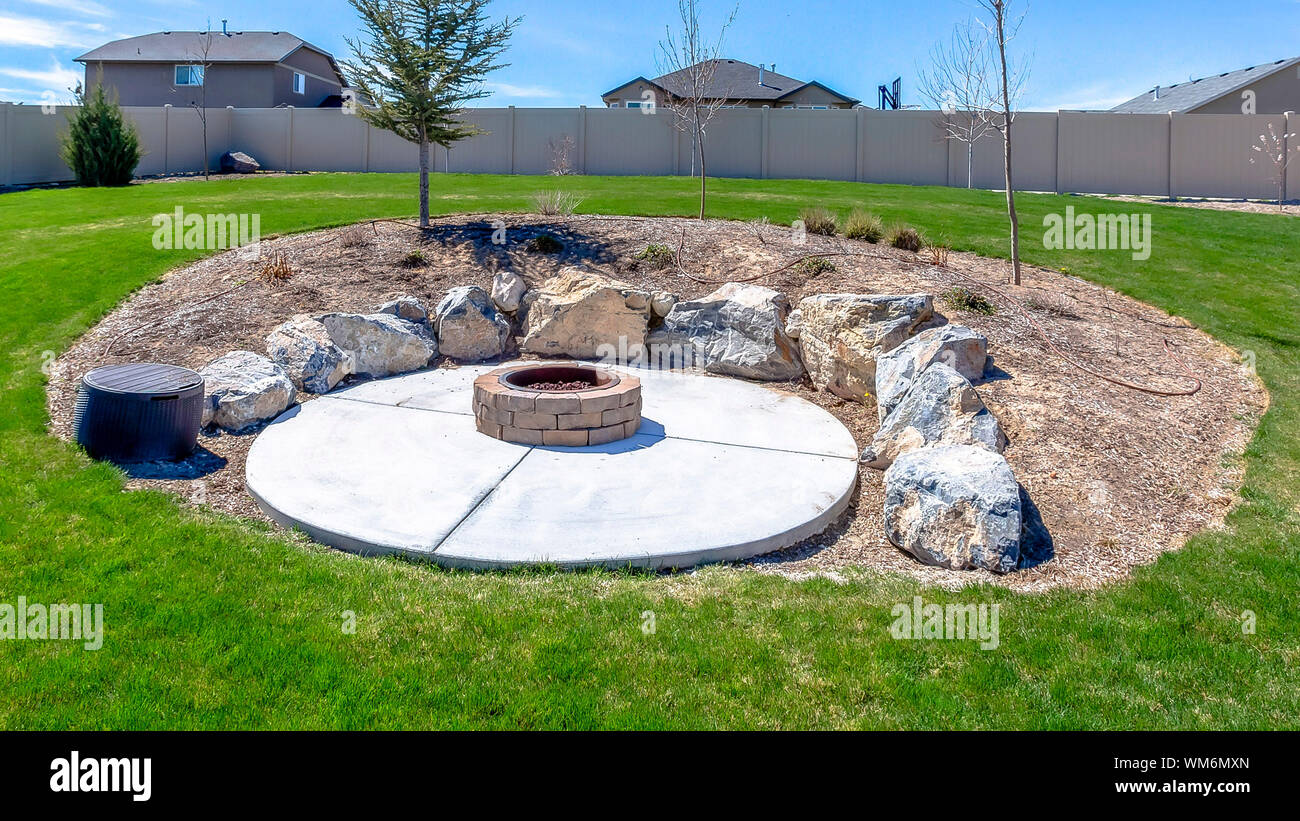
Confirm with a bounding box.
[486,82,562,99]
[0,60,82,92]
[18,0,111,17]
[0,14,106,48]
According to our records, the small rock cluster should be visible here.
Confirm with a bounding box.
[191,262,1035,573]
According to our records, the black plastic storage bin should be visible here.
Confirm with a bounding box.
[73,363,204,463]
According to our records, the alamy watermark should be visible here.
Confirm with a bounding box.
[151,206,262,255]
[890,596,1000,650]
[1043,206,1152,261]
[1,597,103,651]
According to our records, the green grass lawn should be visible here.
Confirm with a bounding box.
[1,173,1296,729]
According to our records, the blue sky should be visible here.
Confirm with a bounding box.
[1,0,1297,110]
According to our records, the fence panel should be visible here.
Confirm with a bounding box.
[4,104,1297,202]
[767,108,857,181]
[1171,113,1284,199]
[1058,111,1169,196]
[861,110,948,186]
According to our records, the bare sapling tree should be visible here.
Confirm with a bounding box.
[1249,121,1298,211]
[344,0,519,228]
[977,0,1029,285]
[180,30,215,180]
[918,18,996,189]
[657,0,739,219]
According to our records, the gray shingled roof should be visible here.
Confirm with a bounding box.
[77,31,335,67]
[1111,57,1300,113]
[607,59,859,104]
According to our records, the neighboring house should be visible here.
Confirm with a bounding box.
[75,29,347,109]
[1111,57,1300,114]
[602,59,859,110]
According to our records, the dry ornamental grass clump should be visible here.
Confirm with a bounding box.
[887,224,924,252]
[843,209,884,243]
[257,252,294,284]
[799,206,839,236]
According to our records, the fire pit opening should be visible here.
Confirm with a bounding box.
[500,365,620,393]
[473,365,642,447]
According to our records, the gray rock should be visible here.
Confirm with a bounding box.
[266,315,349,395]
[199,351,296,432]
[875,324,988,422]
[376,295,429,324]
[491,271,526,313]
[797,293,934,403]
[434,286,511,363]
[520,269,651,360]
[648,282,803,381]
[650,291,677,318]
[860,363,1006,470]
[219,151,260,174]
[785,308,803,340]
[884,444,1022,574]
[318,312,437,378]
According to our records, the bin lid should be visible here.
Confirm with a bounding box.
[83,363,203,395]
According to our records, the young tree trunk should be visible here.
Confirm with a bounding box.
[994,11,1021,285]
[418,135,430,229]
[967,143,974,189]
[693,108,706,219]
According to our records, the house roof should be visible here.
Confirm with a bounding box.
[603,59,859,105]
[76,31,345,81]
[1110,57,1300,113]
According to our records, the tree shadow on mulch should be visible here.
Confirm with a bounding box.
[415,219,616,274]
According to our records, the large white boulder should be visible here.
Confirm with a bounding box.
[797,293,934,402]
[434,286,511,363]
[649,282,803,381]
[520,269,651,359]
[200,351,296,432]
[875,324,988,422]
[860,363,1007,470]
[266,315,348,394]
[884,444,1022,574]
[317,312,437,378]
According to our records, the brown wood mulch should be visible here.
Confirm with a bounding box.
[46,214,1267,592]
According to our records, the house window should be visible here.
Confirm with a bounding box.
[608,102,620,108]
[624,101,643,109]
[293,72,305,95]
[174,65,204,86]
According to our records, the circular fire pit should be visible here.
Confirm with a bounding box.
[473,364,642,446]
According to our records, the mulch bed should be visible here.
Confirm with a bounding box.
[46,213,1268,592]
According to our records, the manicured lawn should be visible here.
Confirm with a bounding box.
[0,173,1296,729]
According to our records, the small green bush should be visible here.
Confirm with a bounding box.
[527,234,564,254]
[887,223,923,252]
[941,286,997,315]
[635,244,676,268]
[796,256,837,277]
[843,210,884,243]
[799,207,839,236]
[59,81,142,187]
[400,250,427,268]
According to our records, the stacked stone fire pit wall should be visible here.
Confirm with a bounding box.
[473,367,642,447]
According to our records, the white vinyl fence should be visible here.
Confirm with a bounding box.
[3,102,1297,200]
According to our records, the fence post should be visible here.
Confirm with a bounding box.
[1053,111,1062,194]
[0,103,12,187]
[1285,111,1294,203]
[1167,111,1175,199]
[508,105,516,174]
[163,104,171,176]
[671,116,680,175]
[760,105,770,179]
[364,122,372,173]
[577,105,587,174]
[225,106,234,161]
[286,106,295,172]
[855,107,865,183]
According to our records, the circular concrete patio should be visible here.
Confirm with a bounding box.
[245,362,859,569]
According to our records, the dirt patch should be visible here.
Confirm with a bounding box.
[1099,194,1298,217]
[47,213,1267,592]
